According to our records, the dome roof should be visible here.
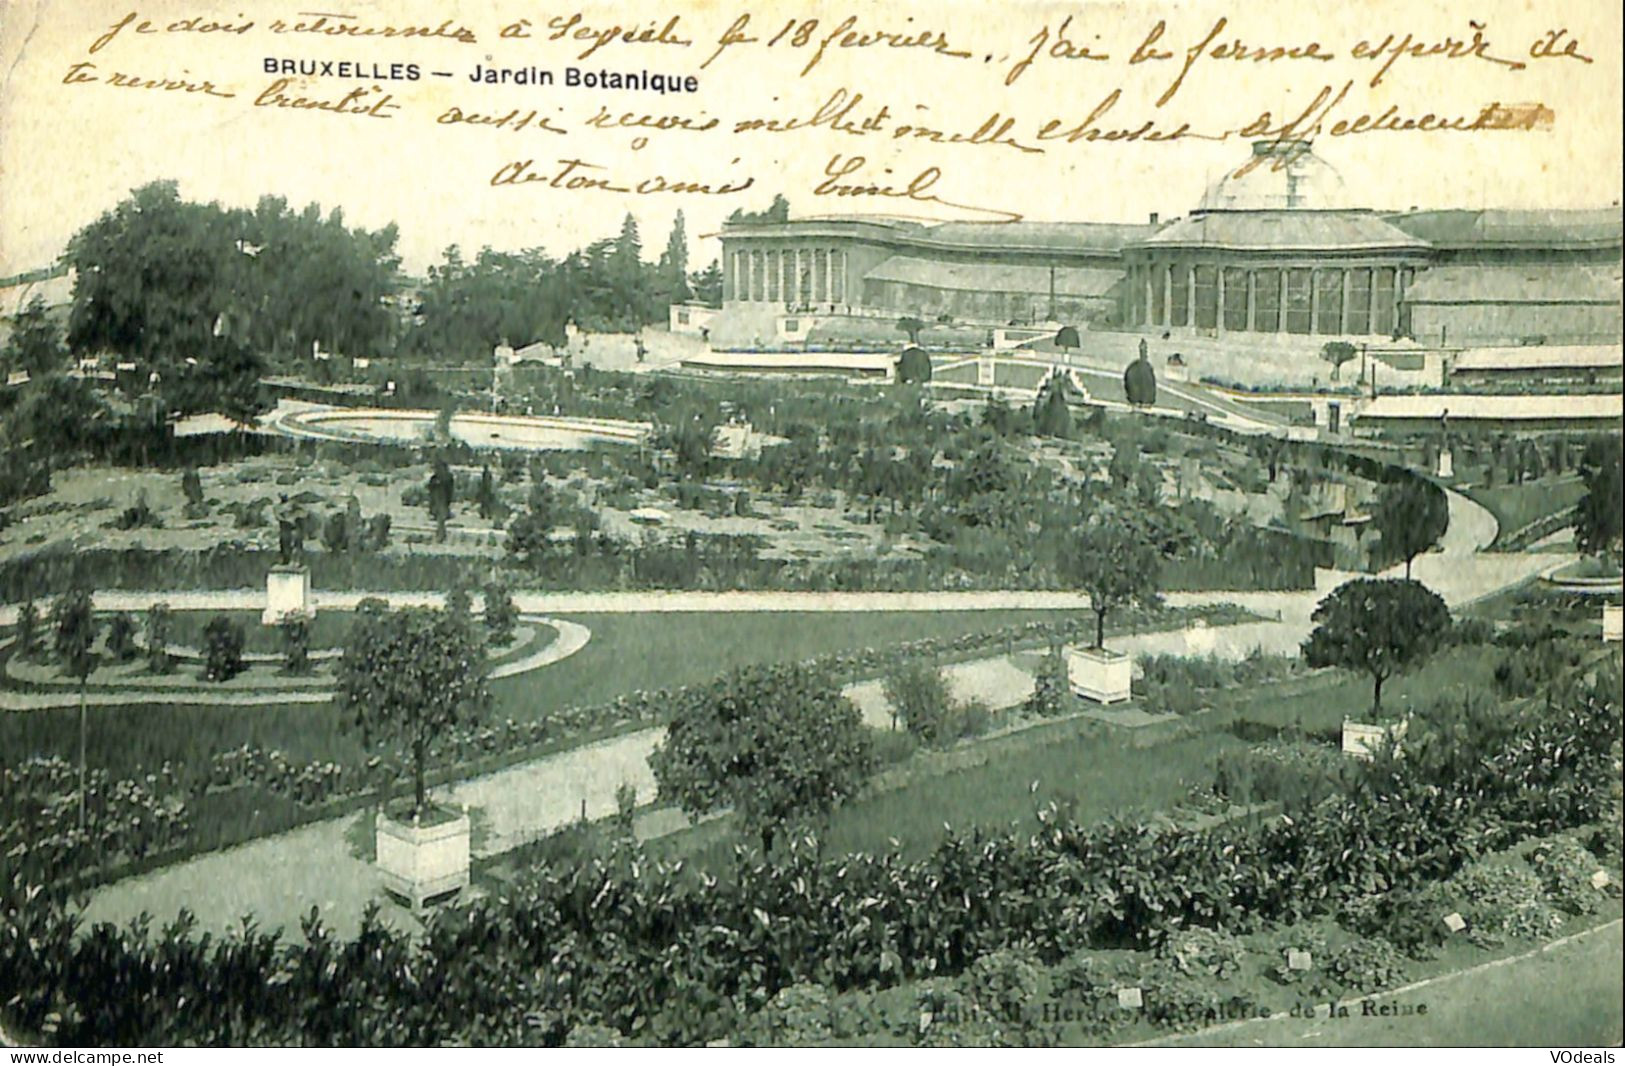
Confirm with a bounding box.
[1197,140,1353,212]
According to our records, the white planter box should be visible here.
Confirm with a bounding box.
[1066,645,1133,704]
[1435,449,1453,479]
[1342,718,1408,760]
[376,807,471,910]
[263,564,314,625]
[1603,605,1622,643]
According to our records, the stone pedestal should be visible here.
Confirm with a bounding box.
[376,806,471,910]
[263,564,314,625]
[1342,717,1408,760]
[1436,449,1453,479]
[1066,645,1133,704]
[1603,604,1623,643]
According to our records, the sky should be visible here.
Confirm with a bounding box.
[1,0,1620,279]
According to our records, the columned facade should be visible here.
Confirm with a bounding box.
[723,244,851,308]
[1123,257,1422,338]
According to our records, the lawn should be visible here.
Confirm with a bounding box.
[2,608,1093,779]
[1465,475,1586,543]
[646,644,1502,870]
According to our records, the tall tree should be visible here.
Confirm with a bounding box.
[1302,578,1451,714]
[1373,478,1450,578]
[659,210,691,304]
[337,606,490,819]
[1,296,66,377]
[689,260,724,307]
[50,587,98,831]
[427,457,455,542]
[1575,442,1623,561]
[1069,509,1162,649]
[649,662,873,852]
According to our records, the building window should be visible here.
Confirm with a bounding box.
[1170,265,1190,327]
[1193,265,1219,330]
[1254,269,1280,332]
[1223,268,1249,331]
[1315,269,1344,335]
[1372,267,1396,336]
[1285,269,1313,334]
[1347,268,1372,335]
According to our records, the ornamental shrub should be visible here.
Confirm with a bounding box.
[202,616,245,682]
[1159,926,1246,980]
[1527,836,1604,916]
[740,982,836,1047]
[1322,939,1408,994]
[1447,858,1564,943]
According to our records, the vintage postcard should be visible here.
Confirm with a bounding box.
[0,0,1621,1051]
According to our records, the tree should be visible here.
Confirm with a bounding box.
[180,467,205,512]
[689,259,724,307]
[1123,352,1157,406]
[649,662,873,852]
[476,464,496,521]
[1055,325,1080,355]
[1575,442,1622,561]
[482,580,518,646]
[145,602,172,674]
[202,616,246,682]
[51,587,99,831]
[882,661,952,741]
[427,457,455,542]
[281,617,311,674]
[321,509,351,554]
[659,210,691,304]
[337,606,491,819]
[105,612,136,662]
[1,296,66,377]
[14,600,40,662]
[1026,643,1068,717]
[1302,578,1451,715]
[897,316,926,346]
[1068,510,1162,649]
[1373,478,1450,578]
[1321,341,1357,382]
[896,346,932,384]
[1033,374,1072,438]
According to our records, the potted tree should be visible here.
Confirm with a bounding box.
[1065,511,1160,703]
[337,604,490,910]
[1301,577,1451,758]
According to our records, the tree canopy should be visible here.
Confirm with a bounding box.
[1068,508,1162,649]
[649,662,873,851]
[1302,577,1451,714]
[1373,477,1450,578]
[336,606,490,818]
[1123,353,1157,406]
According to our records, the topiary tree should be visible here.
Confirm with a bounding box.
[1033,375,1072,438]
[281,617,310,674]
[482,579,518,646]
[896,316,926,347]
[427,456,455,542]
[649,662,873,852]
[1320,341,1357,382]
[1123,352,1157,406]
[1055,325,1080,356]
[145,602,172,674]
[337,605,491,819]
[1025,643,1068,717]
[181,467,205,514]
[882,660,955,745]
[476,464,497,521]
[1575,441,1622,563]
[202,616,246,682]
[51,587,99,831]
[105,612,137,662]
[1373,477,1450,579]
[896,346,932,384]
[1302,578,1451,715]
[14,599,41,662]
[1068,510,1162,650]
